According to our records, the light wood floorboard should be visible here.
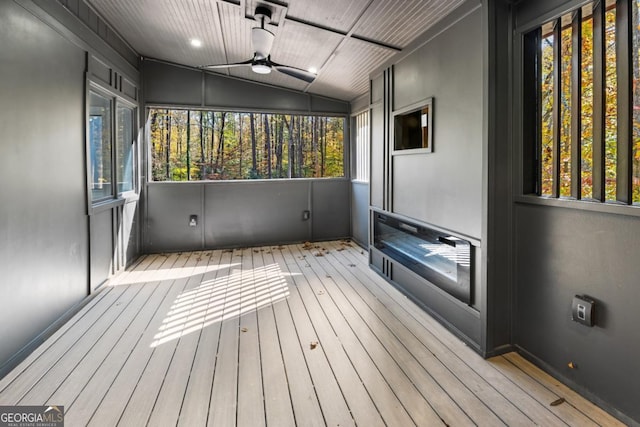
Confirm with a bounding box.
[0,242,625,427]
[269,247,349,427]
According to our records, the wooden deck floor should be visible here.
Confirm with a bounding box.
[0,241,624,426]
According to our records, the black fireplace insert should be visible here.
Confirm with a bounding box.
[373,212,472,304]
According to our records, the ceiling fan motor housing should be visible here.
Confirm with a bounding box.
[254,6,272,25]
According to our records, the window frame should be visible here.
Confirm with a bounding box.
[88,88,114,204]
[86,81,138,211]
[146,106,349,183]
[352,109,370,183]
[519,0,640,215]
[115,98,138,195]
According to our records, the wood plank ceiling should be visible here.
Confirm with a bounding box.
[84,0,466,101]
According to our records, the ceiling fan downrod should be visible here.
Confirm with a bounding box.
[254,6,272,29]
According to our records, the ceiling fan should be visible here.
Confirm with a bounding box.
[200,6,317,83]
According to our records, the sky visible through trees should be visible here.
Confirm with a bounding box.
[149,109,345,181]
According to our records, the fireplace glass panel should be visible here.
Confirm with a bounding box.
[374,213,471,304]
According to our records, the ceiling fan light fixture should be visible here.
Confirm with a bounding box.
[252,63,271,74]
[198,6,314,83]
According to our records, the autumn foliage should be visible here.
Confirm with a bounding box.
[539,2,640,203]
[149,109,345,181]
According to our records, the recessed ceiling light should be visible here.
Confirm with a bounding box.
[190,38,202,48]
[308,67,318,74]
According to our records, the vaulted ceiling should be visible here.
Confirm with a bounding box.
[85,0,466,101]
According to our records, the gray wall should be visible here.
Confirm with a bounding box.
[391,8,483,240]
[143,60,349,114]
[350,182,369,247]
[514,205,640,423]
[142,60,351,253]
[511,0,640,423]
[482,0,514,358]
[54,0,138,67]
[367,2,488,351]
[145,180,350,252]
[0,1,88,368]
[0,0,142,373]
[370,81,385,210]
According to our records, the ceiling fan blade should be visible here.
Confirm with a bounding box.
[252,27,275,59]
[272,63,316,83]
[200,59,252,69]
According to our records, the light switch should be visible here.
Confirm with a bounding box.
[571,295,595,327]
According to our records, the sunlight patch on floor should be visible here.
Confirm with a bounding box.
[113,262,240,286]
[150,263,290,347]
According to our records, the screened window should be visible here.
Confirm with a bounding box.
[148,109,345,181]
[525,0,640,204]
[353,110,370,182]
[117,105,135,193]
[89,92,112,201]
[89,89,137,204]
